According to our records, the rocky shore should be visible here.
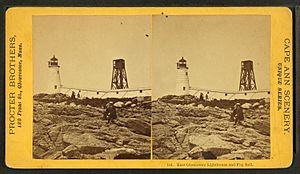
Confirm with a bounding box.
[152,95,270,160]
[33,93,270,160]
[33,93,151,159]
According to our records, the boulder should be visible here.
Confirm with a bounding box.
[243,128,261,138]
[58,155,68,159]
[197,104,205,109]
[137,96,145,102]
[125,118,151,136]
[168,98,185,104]
[33,114,40,123]
[227,136,244,144]
[203,106,210,110]
[153,147,174,159]
[241,103,252,109]
[63,133,109,154]
[189,135,233,157]
[188,146,204,159]
[125,101,132,107]
[131,104,136,107]
[99,148,137,159]
[116,139,124,145]
[208,124,227,131]
[258,105,264,109]
[252,102,260,108]
[175,128,188,145]
[242,140,256,147]
[34,93,69,103]
[188,103,196,107]
[62,145,81,159]
[69,102,76,107]
[48,126,61,142]
[37,139,50,151]
[168,120,180,128]
[44,151,63,159]
[41,118,52,126]
[219,113,229,119]
[49,107,82,116]
[252,119,270,136]
[76,104,83,108]
[33,146,46,159]
[114,101,124,108]
[264,98,270,103]
[180,124,204,133]
[249,141,256,146]
[162,140,176,153]
[100,135,118,143]
[259,115,269,119]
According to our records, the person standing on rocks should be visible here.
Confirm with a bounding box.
[199,93,204,101]
[77,90,81,99]
[71,91,76,100]
[105,102,117,124]
[232,103,244,125]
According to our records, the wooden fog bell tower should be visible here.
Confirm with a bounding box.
[239,60,257,91]
[111,59,129,89]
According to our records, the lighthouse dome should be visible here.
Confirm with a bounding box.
[177,57,188,69]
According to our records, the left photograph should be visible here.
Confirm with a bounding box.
[32,16,152,159]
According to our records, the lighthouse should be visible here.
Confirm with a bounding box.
[176,57,190,95]
[47,55,61,94]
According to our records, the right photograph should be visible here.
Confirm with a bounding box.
[152,15,271,160]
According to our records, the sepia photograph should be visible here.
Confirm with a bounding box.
[151,15,271,160]
[5,7,293,168]
[32,15,152,159]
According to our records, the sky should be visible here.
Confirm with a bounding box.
[152,15,270,99]
[33,15,151,94]
[33,15,270,99]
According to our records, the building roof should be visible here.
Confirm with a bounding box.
[179,57,186,62]
[242,60,253,63]
[50,55,58,61]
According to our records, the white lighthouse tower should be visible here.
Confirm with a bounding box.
[176,57,190,95]
[47,55,61,94]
